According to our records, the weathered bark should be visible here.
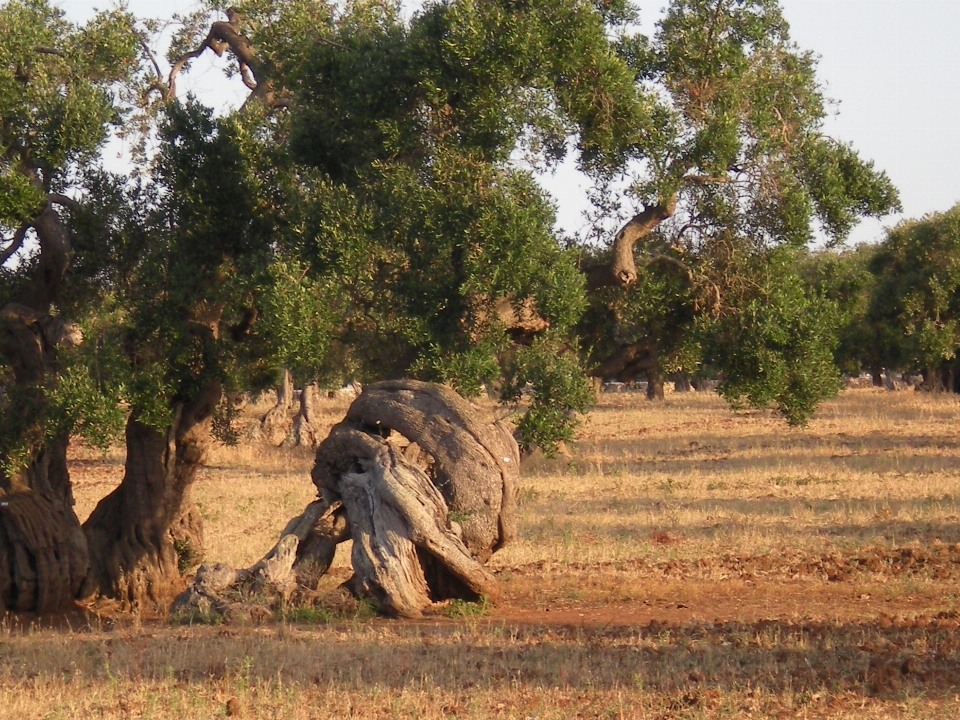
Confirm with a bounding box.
[1,197,90,613]
[170,499,350,620]
[673,373,692,393]
[288,382,323,447]
[309,381,515,616]
[315,418,502,618]
[325,380,520,559]
[172,380,513,620]
[584,198,677,290]
[81,382,219,612]
[0,439,89,613]
[259,368,295,444]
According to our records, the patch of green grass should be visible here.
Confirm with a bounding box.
[445,595,489,619]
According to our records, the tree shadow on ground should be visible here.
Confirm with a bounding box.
[2,615,959,700]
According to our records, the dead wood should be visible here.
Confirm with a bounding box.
[173,380,515,620]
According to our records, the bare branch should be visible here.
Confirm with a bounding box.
[167,44,210,101]
[33,45,65,57]
[0,223,30,267]
[47,193,82,212]
[138,35,164,84]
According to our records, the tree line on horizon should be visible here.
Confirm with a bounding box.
[0,0,926,613]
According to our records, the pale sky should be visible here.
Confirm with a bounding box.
[56,0,960,246]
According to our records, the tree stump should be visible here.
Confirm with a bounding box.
[173,380,516,619]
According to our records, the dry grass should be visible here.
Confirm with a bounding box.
[7,387,960,719]
[503,389,960,568]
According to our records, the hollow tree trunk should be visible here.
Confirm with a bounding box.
[81,382,219,611]
[312,380,517,616]
[259,368,294,444]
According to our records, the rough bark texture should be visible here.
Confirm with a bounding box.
[259,368,295,445]
[0,467,88,613]
[584,199,677,290]
[288,382,322,447]
[170,499,350,620]
[80,383,219,612]
[0,198,90,613]
[173,380,515,620]
[322,380,519,560]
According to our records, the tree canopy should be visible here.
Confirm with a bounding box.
[0,0,904,613]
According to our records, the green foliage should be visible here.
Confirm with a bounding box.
[277,0,646,448]
[502,336,594,454]
[799,244,879,377]
[0,0,138,199]
[574,0,897,424]
[445,594,489,619]
[3,0,904,467]
[706,250,841,425]
[173,538,199,574]
[868,204,960,375]
[0,0,139,474]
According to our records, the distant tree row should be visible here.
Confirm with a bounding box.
[800,205,960,393]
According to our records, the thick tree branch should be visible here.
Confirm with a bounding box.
[0,223,30,268]
[584,195,677,290]
[47,193,81,212]
[166,8,286,108]
[33,45,65,57]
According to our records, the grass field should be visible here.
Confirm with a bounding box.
[3,388,960,719]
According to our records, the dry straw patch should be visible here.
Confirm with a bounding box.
[9,387,960,718]
[502,389,960,568]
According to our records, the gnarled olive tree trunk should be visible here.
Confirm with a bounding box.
[174,380,517,619]
[288,382,323,447]
[0,203,90,613]
[259,368,295,444]
[0,437,89,613]
[81,382,219,611]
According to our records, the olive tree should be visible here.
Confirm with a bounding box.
[868,204,960,391]
[0,0,139,612]
[579,0,898,420]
